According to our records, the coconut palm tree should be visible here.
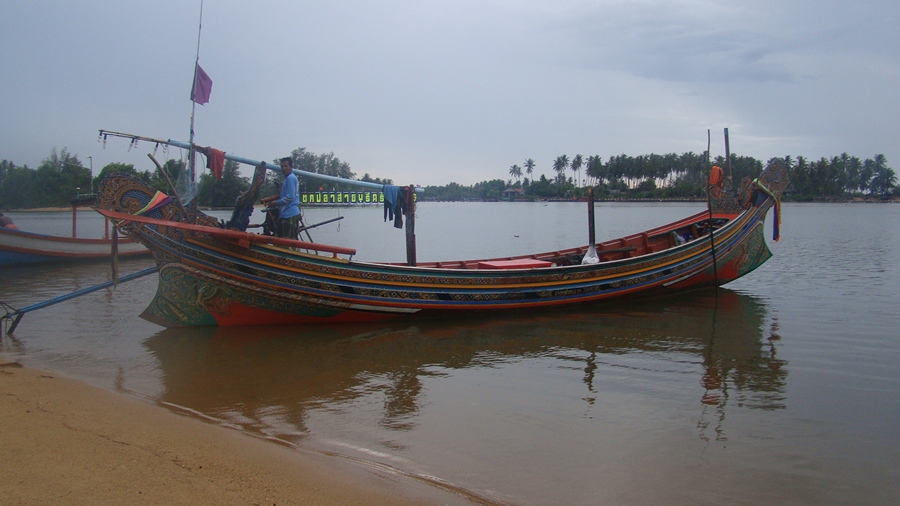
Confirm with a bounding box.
[552,155,569,184]
[571,154,583,187]
[585,155,602,186]
[868,154,894,195]
[523,158,535,180]
[509,164,522,182]
[860,158,876,194]
[845,154,863,193]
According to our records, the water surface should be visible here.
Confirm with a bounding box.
[2,202,898,505]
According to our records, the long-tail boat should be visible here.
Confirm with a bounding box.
[93,134,787,328]
[0,196,148,267]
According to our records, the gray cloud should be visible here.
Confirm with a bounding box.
[1,1,897,186]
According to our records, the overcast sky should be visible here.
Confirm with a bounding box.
[2,1,898,186]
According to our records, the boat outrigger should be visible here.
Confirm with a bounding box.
[91,132,788,328]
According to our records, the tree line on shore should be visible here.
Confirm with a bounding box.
[1,147,896,210]
[0,147,368,210]
[481,151,896,202]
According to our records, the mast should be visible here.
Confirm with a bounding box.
[188,0,205,186]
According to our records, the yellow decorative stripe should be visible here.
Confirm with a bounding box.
[183,213,750,291]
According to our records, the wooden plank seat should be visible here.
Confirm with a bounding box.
[478,258,553,269]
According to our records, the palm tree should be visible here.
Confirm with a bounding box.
[869,154,894,195]
[791,156,809,196]
[523,158,535,180]
[509,164,522,182]
[845,155,863,194]
[571,154,583,187]
[870,166,897,196]
[585,155,602,186]
[552,155,569,184]
[860,158,876,194]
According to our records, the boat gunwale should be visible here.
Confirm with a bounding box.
[0,225,149,265]
[0,225,144,246]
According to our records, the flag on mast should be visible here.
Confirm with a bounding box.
[190,63,212,104]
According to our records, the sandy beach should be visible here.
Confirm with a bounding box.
[0,359,476,505]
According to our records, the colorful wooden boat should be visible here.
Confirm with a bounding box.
[0,198,148,266]
[94,158,787,328]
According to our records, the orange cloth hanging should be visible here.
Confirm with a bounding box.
[207,148,226,180]
[708,165,725,186]
[708,165,725,199]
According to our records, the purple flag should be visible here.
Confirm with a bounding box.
[190,63,212,105]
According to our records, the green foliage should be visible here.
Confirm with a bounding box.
[779,152,896,199]
[40,148,90,205]
[423,182,470,201]
[149,159,186,193]
[96,162,137,179]
[552,155,570,183]
[1,146,896,210]
[509,164,522,182]
[529,174,553,197]
[360,173,393,186]
[473,179,508,200]
[0,159,35,210]
[287,148,356,192]
[0,148,91,208]
[495,151,896,201]
[523,158,536,179]
[197,160,251,207]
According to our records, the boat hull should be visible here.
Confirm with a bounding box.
[138,219,772,327]
[96,162,787,328]
[117,206,774,327]
[0,227,149,266]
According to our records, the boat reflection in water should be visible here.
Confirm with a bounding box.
[144,289,785,450]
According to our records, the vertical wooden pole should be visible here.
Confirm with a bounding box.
[587,187,595,247]
[709,129,719,291]
[405,185,416,266]
[724,127,732,183]
[71,202,77,238]
[111,226,119,287]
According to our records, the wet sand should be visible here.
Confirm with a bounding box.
[0,359,473,505]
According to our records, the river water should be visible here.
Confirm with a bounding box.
[1,202,898,505]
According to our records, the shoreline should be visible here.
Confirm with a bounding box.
[0,358,479,505]
[5,196,898,213]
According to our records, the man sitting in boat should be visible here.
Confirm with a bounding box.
[260,157,301,239]
[0,212,19,230]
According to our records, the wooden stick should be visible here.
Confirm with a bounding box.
[147,154,190,219]
[707,129,719,291]
[97,208,357,257]
[724,127,733,184]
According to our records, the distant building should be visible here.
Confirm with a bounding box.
[502,188,524,200]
